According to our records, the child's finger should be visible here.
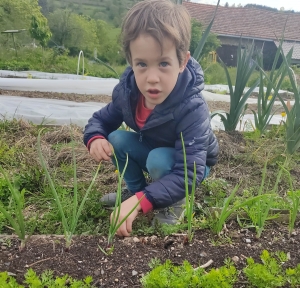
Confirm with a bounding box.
[102,141,113,157]
[126,218,133,234]
[117,221,130,237]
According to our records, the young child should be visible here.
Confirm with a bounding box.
[83,0,219,237]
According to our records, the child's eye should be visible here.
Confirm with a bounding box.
[160,62,169,67]
[137,62,146,67]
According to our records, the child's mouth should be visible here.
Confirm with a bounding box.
[147,89,160,97]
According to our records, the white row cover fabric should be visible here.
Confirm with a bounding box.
[0,70,117,80]
[0,78,119,95]
[0,95,287,131]
[1,96,105,128]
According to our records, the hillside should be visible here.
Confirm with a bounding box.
[42,0,143,26]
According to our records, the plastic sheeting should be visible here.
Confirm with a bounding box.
[0,95,286,130]
[0,73,291,130]
[0,70,115,80]
[0,96,105,128]
[0,78,119,95]
[205,84,292,96]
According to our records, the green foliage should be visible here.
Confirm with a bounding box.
[252,41,290,135]
[47,9,123,64]
[0,46,125,77]
[241,161,278,238]
[47,0,138,27]
[30,14,52,47]
[243,250,300,287]
[286,265,300,287]
[0,268,94,287]
[276,47,300,155]
[211,182,272,235]
[0,166,28,250]
[181,132,196,241]
[0,0,48,46]
[109,153,144,245]
[141,259,237,287]
[37,129,101,249]
[202,178,228,207]
[190,19,221,61]
[211,41,260,131]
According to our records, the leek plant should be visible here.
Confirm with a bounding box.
[275,46,300,155]
[37,129,101,250]
[252,43,290,135]
[211,40,260,131]
[108,152,144,246]
[0,166,34,250]
[192,0,220,61]
[177,0,220,61]
[181,132,196,242]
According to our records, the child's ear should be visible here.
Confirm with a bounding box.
[179,51,191,73]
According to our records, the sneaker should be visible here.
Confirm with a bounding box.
[152,198,186,225]
[100,188,133,207]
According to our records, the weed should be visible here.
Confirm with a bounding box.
[211,182,271,235]
[202,178,228,207]
[148,257,161,269]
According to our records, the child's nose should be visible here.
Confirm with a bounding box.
[147,69,159,83]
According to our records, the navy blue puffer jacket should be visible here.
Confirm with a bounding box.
[84,57,219,209]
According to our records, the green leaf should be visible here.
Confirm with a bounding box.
[192,0,220,61]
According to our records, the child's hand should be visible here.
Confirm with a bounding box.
[89,138,113,162]
[110,195,141,237]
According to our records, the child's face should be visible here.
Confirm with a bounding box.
[130,34,190,109]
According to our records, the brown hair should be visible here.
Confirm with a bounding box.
[121,0,191,66]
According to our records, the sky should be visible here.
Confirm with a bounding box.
[191,0,300,12]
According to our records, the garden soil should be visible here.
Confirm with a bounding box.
[0,90,299,287]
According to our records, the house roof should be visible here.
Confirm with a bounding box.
[183,2,300,42]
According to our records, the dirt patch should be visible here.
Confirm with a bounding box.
[0,225,299,287]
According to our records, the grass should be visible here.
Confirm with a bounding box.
[0,47,126,78]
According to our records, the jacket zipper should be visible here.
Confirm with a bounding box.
[139,131,143,142]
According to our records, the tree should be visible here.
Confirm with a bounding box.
[0,0,50,46]
[189,19,221,61]
[30,14,52,47]
[48,10,100,55]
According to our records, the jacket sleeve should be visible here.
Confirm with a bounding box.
[142,96,211,209]
[83,84,124,146]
